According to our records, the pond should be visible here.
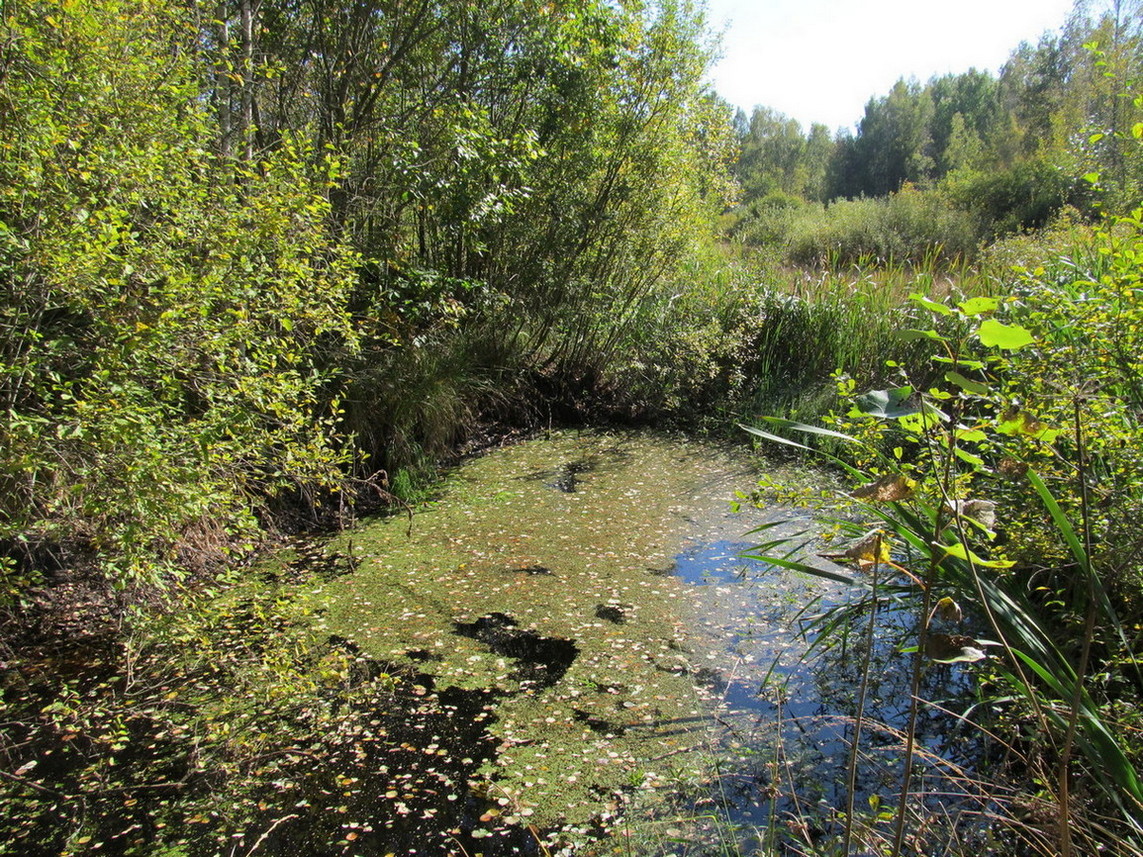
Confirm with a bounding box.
[295,429,990,854]
[0,428,993,857]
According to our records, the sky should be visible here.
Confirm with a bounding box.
[704,0,1078,133]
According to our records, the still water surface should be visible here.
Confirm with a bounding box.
[0,429,991,857]
[308,429,984,854]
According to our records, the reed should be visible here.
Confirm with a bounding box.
[735,253,988,424]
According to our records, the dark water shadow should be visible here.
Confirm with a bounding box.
[454,613,579,690]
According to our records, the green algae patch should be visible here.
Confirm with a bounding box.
[306,430,758,828]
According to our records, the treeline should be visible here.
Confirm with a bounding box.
[0,0,734,597]
[730,0,1143,262]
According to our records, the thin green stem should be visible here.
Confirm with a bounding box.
[843,550,879,855]
[1058,396,1096,857]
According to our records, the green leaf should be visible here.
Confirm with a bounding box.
[944,371,989,395]
[854,386,918,419]
[954,427,988,443]
[939,541,1014,568]
[896,411,928,433]
[741,419,861,452]
[896,401,949,432]
[738,552,855,585]
[957,296,998,316]
[953,446,985,468]
[932,355,985,370]
[895,328,944,343]
[908,293,952,315]
[976,318,1034,350]
[740,520,855,585]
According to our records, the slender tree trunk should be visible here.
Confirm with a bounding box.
[216,0,233,158]
[240,0,256,160]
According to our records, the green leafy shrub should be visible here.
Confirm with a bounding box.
[784,184,982,267]
[725,192,808,263]
[744,257,1143,851]
[998,211,1143,614]
[942,159,1090,238]
[0,0,359,591]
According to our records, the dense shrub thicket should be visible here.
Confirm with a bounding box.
[0,0,735,598]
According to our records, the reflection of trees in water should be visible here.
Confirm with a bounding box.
[674,545,999,852]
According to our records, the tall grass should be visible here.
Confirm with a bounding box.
[735,254,988,424]
[605,242,996,433]
[342,325,517,481]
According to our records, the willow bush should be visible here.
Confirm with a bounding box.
[0,0,359,595]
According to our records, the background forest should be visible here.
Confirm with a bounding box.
[729,2,1141,260]
[2,0,1143,854]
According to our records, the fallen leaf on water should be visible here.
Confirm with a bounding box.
[925,633,986,663]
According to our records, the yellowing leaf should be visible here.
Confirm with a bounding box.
[998,458,1029,480]
[996,409,1060,443]
[822,530,892,568]
[934,596,963,624]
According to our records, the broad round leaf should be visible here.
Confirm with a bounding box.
[854,386,918,419]
[957,297,999,316]
[976,318,1034,351]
